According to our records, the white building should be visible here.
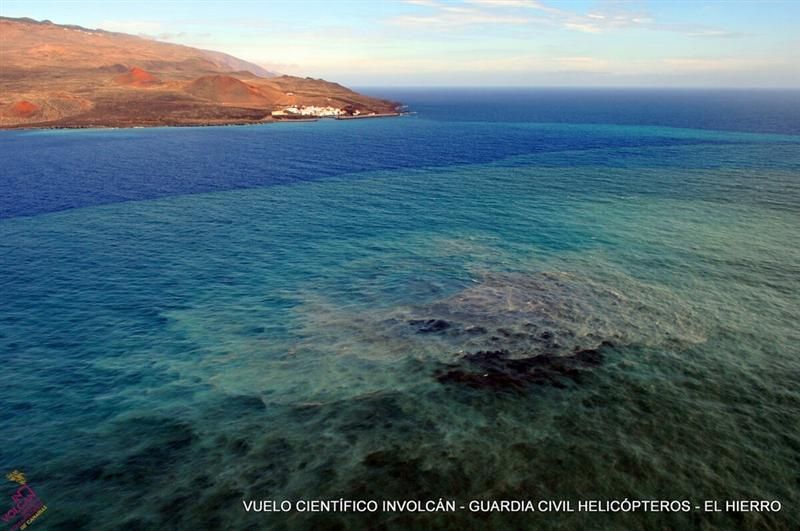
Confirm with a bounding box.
[278,105,345,117]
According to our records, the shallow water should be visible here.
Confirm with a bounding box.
[1,90,799,529]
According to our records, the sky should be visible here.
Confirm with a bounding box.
[3,0,800,87]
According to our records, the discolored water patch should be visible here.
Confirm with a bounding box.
[436,341,613,392]
[294,270,706,375]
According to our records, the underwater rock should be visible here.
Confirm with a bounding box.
[223,394,266,412]
[409,318,451,334]
[436,341,614,391]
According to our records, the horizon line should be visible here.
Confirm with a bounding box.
[353,85,800,91]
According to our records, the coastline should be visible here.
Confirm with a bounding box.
[0,112,404,131]
[335,112,402,120]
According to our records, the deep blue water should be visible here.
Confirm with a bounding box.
[1,89,799,530]
[373,87,800,132]
[3,89,798,220]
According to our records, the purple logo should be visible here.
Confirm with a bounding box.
[2,471,47,530]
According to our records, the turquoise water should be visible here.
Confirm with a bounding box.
[2,91,800,529]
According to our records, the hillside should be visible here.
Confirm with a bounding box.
[0,17,400,128]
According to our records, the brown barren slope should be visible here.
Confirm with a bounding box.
[0,17,400,128]
[184,75,272,106]
[114,66,160,87]
[9,100,40,117]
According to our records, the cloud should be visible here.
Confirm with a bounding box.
[390,1,548,30]
[155,31,188,40]
[465,0,566,16]
[403,0,440,6]
[99,20,165,34]
[391,13,531,28]
[552,56,608,70]
[392,0,740,38]
[99,20,208,42]
[564,22,602,33]
[392,1,536,28]
[661,57,770,72]
[684,29,747,39]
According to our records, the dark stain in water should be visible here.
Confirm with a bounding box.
[436,341,614,391]
[409,318,452,333]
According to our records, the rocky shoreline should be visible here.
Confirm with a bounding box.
[0,112,404,131]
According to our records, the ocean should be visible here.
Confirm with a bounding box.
[1,88,799,529]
